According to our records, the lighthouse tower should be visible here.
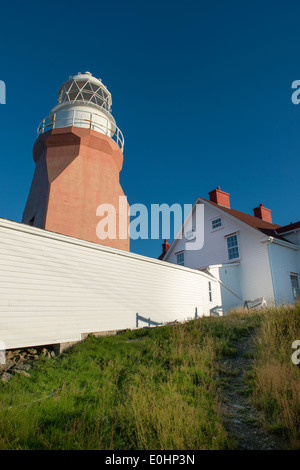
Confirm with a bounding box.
[22,72,130,251]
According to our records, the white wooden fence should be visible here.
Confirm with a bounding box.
[0,218,220,350]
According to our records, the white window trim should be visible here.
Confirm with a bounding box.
[290,273,300,300]
[176,251,185,266]
[225,232,241,262]
[211,216,223,232]
[208,281,212,302]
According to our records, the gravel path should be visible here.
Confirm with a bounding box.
[219,332,282,450]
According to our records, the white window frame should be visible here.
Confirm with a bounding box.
[290,273,300,300]
[226,232,240,261]
[176,251,184,266]
[208,281,212,302]
[211,216,222,231]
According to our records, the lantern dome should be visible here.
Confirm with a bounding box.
[57,72,112,112]
[37,72,124,150]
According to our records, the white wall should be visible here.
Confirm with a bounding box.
[165,201,275,306]
[0,218,220,350]
[280,229,300,246]
[165,202,235,269]
[267,241,300,304]
[208,264,242,311]
[237,227,274,304]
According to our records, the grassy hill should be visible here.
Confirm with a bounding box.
[0,305,299,450]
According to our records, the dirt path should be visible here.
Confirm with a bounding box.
[219,331,281,450]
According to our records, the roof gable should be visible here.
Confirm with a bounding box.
[276,221,300,234]
[160,196,293,260]
[201,198,282,237]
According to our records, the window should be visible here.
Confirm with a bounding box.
[212,217,222,230]
[291,274,300,300]
[208,281,212,302]
[176,252,184,266]
[227,233,239,260]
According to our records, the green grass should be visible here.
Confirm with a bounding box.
[0,306,298,450]
[249,304,300,449]
[0,312,259,450]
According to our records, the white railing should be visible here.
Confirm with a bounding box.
[37,109,124,151]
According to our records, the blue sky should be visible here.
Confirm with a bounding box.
[0,0,299,258]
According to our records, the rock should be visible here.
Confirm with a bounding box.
[15,354,26,363]
[233,418,242,424]
[8,350,20,359]
[13,369,30,378]
[0,359,15,373]
[233,404,245,410]
[27,348,37,355]
[13,363,31,372]
[33,355,39,360]
[1,372,12,383]
[6,351,17,360]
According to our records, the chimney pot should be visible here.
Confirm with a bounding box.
[253,203,272,223]
[208,187,230,208]
[162,239,170,255]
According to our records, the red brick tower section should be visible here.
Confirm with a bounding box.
[22,126,130,251]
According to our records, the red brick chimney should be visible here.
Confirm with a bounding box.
[208,186,230,208]
[253,204,272,223]
[162,239,170,256]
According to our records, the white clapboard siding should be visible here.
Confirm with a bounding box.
[0,218,220,349]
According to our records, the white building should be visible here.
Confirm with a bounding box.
[159,187,300,312]
[0,217,222,350]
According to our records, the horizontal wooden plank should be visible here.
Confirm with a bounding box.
[0,218,218,349]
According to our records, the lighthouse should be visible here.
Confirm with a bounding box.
[22,72,130,251]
